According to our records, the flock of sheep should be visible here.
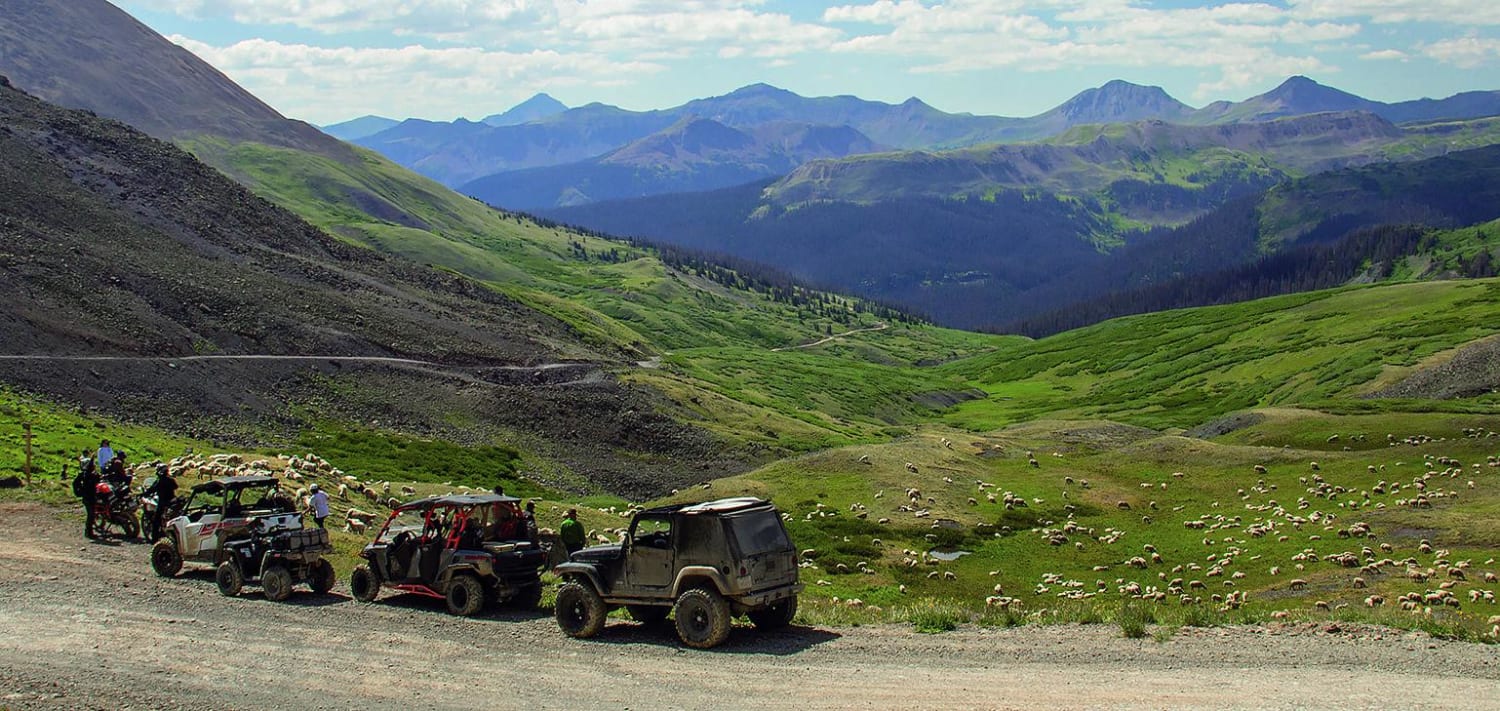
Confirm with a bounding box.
[784,427,1500,634]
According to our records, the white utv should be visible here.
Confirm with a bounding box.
[150,475,335,601]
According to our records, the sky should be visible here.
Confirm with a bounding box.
[113,0,1500,126]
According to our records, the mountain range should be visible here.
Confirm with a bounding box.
[344,76,1500,209]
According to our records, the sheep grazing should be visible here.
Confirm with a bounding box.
[858,454,871,464]
[905,462,919,473]
[346,508,379,525]
[1254,465,1268,474]
[1028,458,1040,468]
[363,487,378,503]
[344,518,368,534]
[400,485,416,496]
[1288,579,1309,591]
[1117,501,1131,511]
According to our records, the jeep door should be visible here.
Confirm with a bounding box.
[624,515,674,590]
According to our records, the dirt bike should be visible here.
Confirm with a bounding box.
[92,481,141,540]
[139,492,184,541]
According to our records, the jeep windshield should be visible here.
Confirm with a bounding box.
[725,510,791,556]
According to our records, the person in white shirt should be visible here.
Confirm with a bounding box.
[95,439,115,470]
[308,484,330,529]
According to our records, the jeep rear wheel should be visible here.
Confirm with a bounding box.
[445,574,485,616]
[151,539,182,578]
[748,598,797,629]
[555,581,606,638]
[628,605,669,626]
[349,565,380,602]
[673,587,731,649]
[309,559,336,594]
[262,565,293,602]
[215,561,243,597]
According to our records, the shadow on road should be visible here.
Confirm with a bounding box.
[577,621,841,655]
[376,592,551,621]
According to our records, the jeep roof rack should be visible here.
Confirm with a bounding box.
[640,497,769,516]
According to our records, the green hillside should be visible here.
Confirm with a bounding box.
[941,279,1500,430]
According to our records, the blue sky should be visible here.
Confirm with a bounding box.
[115,1,1500,125]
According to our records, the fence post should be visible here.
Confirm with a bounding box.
[23,422,33,487]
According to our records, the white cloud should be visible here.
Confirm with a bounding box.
[1359,48,1408,60]
[822,1,1351,97]
[1287,0,1500,25]
[1421,36,1500,68]
[170,35,665,122]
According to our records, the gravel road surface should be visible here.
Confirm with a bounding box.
[1,502,1497,710]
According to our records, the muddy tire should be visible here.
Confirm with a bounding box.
[445,574,485,616]
[748,598,797,630]
[673,587,731,649]
[628,605,670,626]
[262,565,293,602]
[151,539,182,578]
[555,581,607,639]
[349,565,380,603]
[215,561,244,597]
[309,559,336,594]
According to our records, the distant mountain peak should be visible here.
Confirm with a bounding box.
[1050,79,1191,123]
[482,92,568,127]
[726,83,796,98]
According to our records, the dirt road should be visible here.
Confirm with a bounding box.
[1,502,1497,710]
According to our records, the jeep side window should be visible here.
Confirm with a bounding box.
[633,517,671,548]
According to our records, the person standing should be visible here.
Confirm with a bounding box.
[95,439,115,471]
[308,484,330,529]
[75,459,101,539]
[142,464,178,541]
[522,501,538,543]
[559,508,586,555]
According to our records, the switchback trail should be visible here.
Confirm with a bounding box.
[1,502,1496,710]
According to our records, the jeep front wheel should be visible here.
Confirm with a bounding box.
[308,559,337,594]
[215,561,243,597]
[673,587,731,649]
[262,565,293,602]
[555,581,607,638]
[748,598,797,630]
[349,565,380,603]
[445,574,485,616]
[151,539,182,578]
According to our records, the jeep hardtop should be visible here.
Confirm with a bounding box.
[553,497,801,648]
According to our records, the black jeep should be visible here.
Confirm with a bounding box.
[553,497,801,648]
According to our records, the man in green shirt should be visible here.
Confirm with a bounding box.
[559,508,586,555]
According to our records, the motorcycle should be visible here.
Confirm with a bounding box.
[92,480,141,540]
[139,492,184,541]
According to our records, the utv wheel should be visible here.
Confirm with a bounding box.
[309,559,337,594]
[508,582,543,610]
[349,565,380,603]
[748,598,797,630]
[445,574,485,616]
[215,561,244,597]
[628,605,670,626]
[151,539,182,578]
[262,565,293,602]
[555,581,607,639]
[673,587,732,649]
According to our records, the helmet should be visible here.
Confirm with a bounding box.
[309,483,320,492]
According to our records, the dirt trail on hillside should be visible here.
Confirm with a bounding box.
[771,322,889,352]
[1,502,1497,711]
